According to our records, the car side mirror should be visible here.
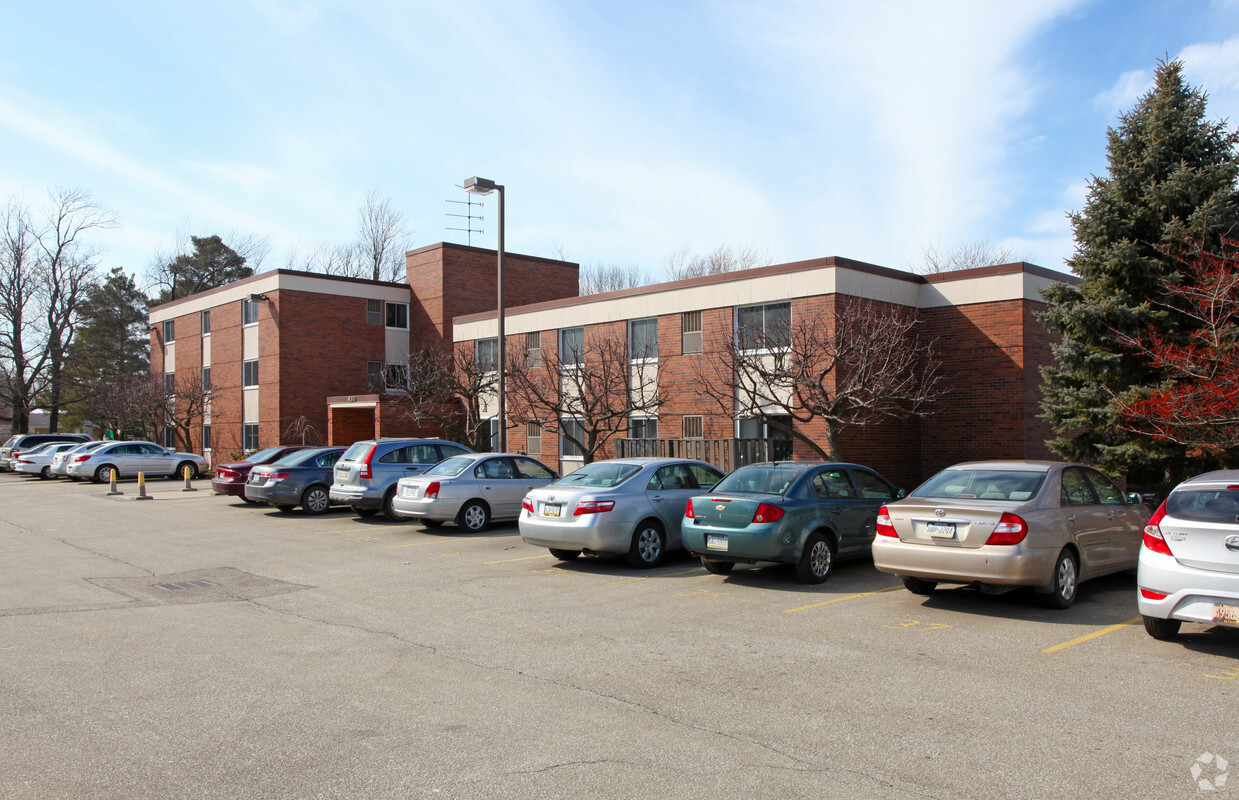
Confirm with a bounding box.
[1126,492,1141,505]
[896,489,907,499]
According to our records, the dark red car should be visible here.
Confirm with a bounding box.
[211,445,313,500]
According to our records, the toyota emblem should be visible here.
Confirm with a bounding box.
[934,509,946,517]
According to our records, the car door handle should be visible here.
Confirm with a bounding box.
[830,507,844,514]
[1067,514,1076,523]
[651,495,663,501]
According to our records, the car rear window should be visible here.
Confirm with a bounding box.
[340,442,373,462]
[713,466,804,496]
[555,462,642,488]
[427,456,473,477]
[247,447,284,464]
[1166,489,1239,524]
[1,437,14,449]
[277,449,328,467]
[912,469,1046,501]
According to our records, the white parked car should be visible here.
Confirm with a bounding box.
[51,441,107,479]
[64,441,207,483]
[1138,470,1239,640]
[13,442,83,478]
[392,453,558,531]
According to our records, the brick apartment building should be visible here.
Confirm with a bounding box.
[146,243,579,463]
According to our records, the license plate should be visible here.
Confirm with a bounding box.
[543,504,561,518]
[706,534,728,551]
[335,470,348,480]
[1213,603,1239,626]
[925,522,956,539]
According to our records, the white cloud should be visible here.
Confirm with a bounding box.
[1094,69,1153,118]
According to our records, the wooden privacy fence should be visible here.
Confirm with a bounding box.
[613,437,772,472]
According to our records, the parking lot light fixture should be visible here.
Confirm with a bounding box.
[463,176,506,453]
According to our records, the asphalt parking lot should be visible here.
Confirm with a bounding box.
[1,472,1236,799]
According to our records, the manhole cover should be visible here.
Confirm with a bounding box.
[88,567,310,606]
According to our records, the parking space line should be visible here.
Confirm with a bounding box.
[1041,617,1142,654]
[483,554,555,564]
[607,567,704,585]
[783,585,901,613]
[387,541,441,548]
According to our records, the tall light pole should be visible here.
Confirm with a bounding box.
[463,176,506,452]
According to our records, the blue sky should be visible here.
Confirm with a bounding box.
[3,0,1239,285]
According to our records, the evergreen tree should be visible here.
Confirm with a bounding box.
[153,235,252,303]
[1040,59,1239,485]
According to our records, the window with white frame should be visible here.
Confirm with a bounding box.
[384,363,409,391]
[163,371,175,393]
[560,419,585,459]
[242,299,260,326]
[162,320,175,342]
[477,419,500,453]
[629,416,658,439]
[202,424,211,452]
[682,415,704,439]
[385,302,409,330]
[366,361,384,390]
[243,423,259,452]
[476,338,498,372]
[201,366,211,393]
[560,327,584,366]
[630,318,657,361]
[736,302,790,351]
[525,332,541,367]
[242,359,259,387]
[200,310,211,336]
[366,299,382,326]
[525,421,542,455]
[163,427,176,448]
[682,311,702,354]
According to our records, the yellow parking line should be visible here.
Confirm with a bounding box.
[1042,617,1142,654]
[607,567,705,586]
[484,554,555,565]
[387,541,440,548]
[783,585,902,613]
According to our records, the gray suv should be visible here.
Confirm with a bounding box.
[0,433,91,471]
[329,438,474,521]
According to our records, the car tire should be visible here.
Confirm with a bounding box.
[421,519,443,529]
[93,465,115,484]
[549,548,581,561]
[38,466,50,479]
[701,558,734,575]
[354,507,379,518]
[380,489,403,522]
[457,500,491,533]
[795,532,835,584]
[275,505,296,513]
[902,576,937,595]
[1143,615,1182,640]
[626,520,666,568]
[173,461,198,481]
[1043,549,1079,609]
[301,485,331,515]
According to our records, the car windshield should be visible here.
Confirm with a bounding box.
[712,466,803,496]
[427,456,474,477]
[247,447,284,463]
[1,436,14,449]
[912,469,1047,501]
[276,449,327,467]
[340,442,373,462]
[554,462,642,488]
[1166,488,1239,523]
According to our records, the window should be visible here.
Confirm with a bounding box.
[242,359,259,387]
[201,366,211,392]
[366,361,384,390]
[1060,468,1096,506]
[385,302,409,330]
[525,332,541,367]
[682,311,702,354]
[163,372,175,393]
[648,464,693,491]
[525,421,542,455]
[384,363,408,391]
[736,302,790,350]
[850,469,895,500]
[737,415,793,460]
[162,320,175,342]
[813,470,856,500]
[629,416,658,439]
[682,415,704,439]
[560,419,585,459]
[243,423,259,452]
[688,464,723,491]
[630,318,657,361]
[200,310,211,336]
[201,424,211,452]
[163,427,176,448]
[560,327,584,367]
[477,338,498,372]
[514,457,555,480]
[476,419,499,453]
[1085,469,1126,505]
[242,299,260,326]
[366,299,382,326]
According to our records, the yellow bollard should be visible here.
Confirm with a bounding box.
[106,467,123,496]
[182,464,197,492]
[134,471,152,501]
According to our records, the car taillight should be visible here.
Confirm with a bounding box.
[1140,588,1168,600]
[1142,500,1174,556]
[217,468,236,479]
[17,459,32,464]
[269,472,290,481]
[685,500,696,519]
[10,450,19,459]
[358,445,377,480]
[875,506,897,537]
[985,512,1028,545]
[574,500,615,516]
[522,496,534,514]
[73,455,91,463]
[424,481,440,499]
[752,503,785,523]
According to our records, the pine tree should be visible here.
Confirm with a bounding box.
[1040,59,1239,485]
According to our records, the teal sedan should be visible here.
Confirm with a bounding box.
[683,462,903,583]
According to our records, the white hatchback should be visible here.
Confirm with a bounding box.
[1138,470,1239,640]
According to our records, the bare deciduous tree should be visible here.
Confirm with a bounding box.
[694,299,945,460]
[358,190,409,283]
[579,262,651,295]
[388,347,497,451]
[665,244,771,281]
[917,238,1022,274]
[506,332,665,464]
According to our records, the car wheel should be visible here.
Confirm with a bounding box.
[176,461,198,481]
[300,485,331,515]
[38,466,50,479]
[93,465,115,484]
[795,532,835,584]
[354,507,379,518]
[701,558,734,575]
[275,505,296,513]
[626,520,666,568]
[1043,549,1079,609]
[1143,615,1182,640]
[380,489,403,522]
[902,576,937,595]
[457,501,491,532]
[421,519,443,529]
[549,548,581,561]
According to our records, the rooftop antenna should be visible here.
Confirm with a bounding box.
[446,186,485,245]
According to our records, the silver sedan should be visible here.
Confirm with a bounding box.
[519,457,724,568]
[392,453,558,532]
